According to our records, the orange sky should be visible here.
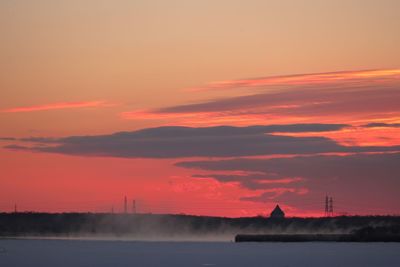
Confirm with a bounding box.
[1,1,400,217]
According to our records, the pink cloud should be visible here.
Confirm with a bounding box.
[186,69,400,91]
[119,69,400,127]
[1,101,111,113]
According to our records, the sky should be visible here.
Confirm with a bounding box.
[1,0,400,217]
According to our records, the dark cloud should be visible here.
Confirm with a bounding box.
[3,144,30,150]
[192,173,305,191]
[176,153,400,182]
[362,122,400,128]
[9,124,393,159]
[19,137,58,143]
[240,189,306,203]
[194,173,267,191]
[192,173,269,183]
[176,153,400,213]
[19,124,348,143]
[0,137,16,141]
[152,83,400,119]
[240,191,282,202]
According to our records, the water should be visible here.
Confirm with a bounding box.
[0,239,399,267]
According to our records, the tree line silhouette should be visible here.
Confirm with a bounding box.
[0,213,399,238]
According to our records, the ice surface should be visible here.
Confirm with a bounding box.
[0,239,399,267]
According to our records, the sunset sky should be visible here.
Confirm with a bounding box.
[1,0,400,217]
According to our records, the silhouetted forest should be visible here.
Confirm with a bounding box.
[0,213,399,239]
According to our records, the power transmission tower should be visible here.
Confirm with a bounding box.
[329,197,334,217]
[325,195,329,217]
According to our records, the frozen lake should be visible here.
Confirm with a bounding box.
[0,239,399,267]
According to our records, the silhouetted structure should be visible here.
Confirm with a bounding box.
[325,195,329,216]
[270,205,285,218]
[325,195,334,217]
[124,196,127,214]
[132,200,136,214]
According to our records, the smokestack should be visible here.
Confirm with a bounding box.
[124,196,127,214]
[132,199,136,214]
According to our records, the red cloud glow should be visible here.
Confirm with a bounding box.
[187,69,400,91]
[1,100,110,113]
[120,69,400,130]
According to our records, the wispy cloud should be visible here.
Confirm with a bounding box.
[193,173,304,190]
[186,69,400,91]
[176,152,400,213]
[240,188,309,202]
[120,69,400,127]
[362,122,400,128]
[176,152,400,186]
[1,100,111,113]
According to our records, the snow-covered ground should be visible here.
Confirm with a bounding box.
[0,239,399,267]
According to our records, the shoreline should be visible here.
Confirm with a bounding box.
[235,234,400,242]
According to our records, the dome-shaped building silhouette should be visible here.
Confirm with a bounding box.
[270,205,285,218]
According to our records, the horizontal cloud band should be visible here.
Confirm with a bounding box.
[4,124,400,158]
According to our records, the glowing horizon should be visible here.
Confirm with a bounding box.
[1,0,400,217]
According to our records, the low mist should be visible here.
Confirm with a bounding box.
[1,213,399,242]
